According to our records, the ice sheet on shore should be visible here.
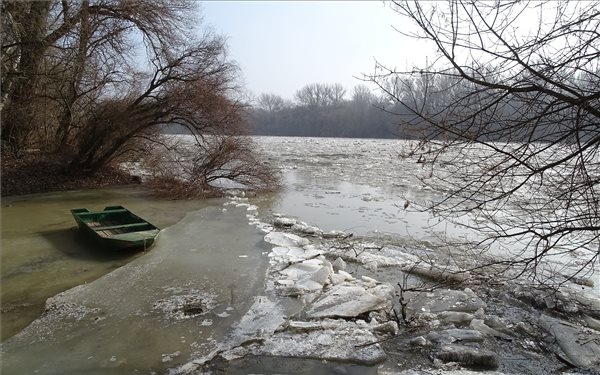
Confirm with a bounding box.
[380,371,510,375]
[197,220,394,367]
[269,246,322,263]
[276,259,331,295]
[263,232,398,314]
[408,288,487,314]
[177,297,389,371]
[264,231,311,247]
[306,282,394,319]
[250,319,387,365]
[539,314,600,369]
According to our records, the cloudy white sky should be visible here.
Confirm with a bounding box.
[201,1,428,100]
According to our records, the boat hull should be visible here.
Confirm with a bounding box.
[71,206,160,251]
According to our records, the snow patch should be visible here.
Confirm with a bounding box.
[152,290,217,321]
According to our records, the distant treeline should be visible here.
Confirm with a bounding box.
[245,77,596,143]
[248,83,404,139]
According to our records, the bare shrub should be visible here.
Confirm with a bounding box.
[143,135,280,198]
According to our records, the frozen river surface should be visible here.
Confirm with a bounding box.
[254,136,464,240]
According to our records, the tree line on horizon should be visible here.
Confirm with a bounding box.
[246,75,596,142]
[248,83,400,139]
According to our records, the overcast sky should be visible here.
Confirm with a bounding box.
[201,1,428,100]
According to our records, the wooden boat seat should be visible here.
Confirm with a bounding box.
[93,222,150,231]
[76,209,128,216]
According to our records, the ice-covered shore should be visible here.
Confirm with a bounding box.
[181,196,600,375]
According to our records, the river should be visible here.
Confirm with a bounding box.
[1,136,599,374]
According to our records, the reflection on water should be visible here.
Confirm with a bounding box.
[1,186,213,341]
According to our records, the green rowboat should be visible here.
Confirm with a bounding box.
[71,205,160,250]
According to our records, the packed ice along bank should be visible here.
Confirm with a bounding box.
[177,196,600,375]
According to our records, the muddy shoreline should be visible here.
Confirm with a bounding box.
[0,152,142,197]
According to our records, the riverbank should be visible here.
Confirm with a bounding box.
[1,152,138,197]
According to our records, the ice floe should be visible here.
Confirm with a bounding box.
[306,282,394,319]
[249,319,387,365]
[539,314,600,369]
[276,259,332,296]
[264,231,310,247]
[408,288,487,314]
[273,217,296,227]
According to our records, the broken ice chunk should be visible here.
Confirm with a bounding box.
[264,232,310,247]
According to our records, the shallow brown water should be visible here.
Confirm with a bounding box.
[1,186,214,341]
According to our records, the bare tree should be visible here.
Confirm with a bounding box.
[295,82,347,107]
[370,1,600,286]
[295,83,323,107]
[256,93,288,113]
[66,32,242,174]
[1,1,52,152]
[329,82,347,106]
[1,0,274,194]
[351,84,376,106]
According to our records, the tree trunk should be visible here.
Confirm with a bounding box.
[55,1,90,152]
[1,1,51,153]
